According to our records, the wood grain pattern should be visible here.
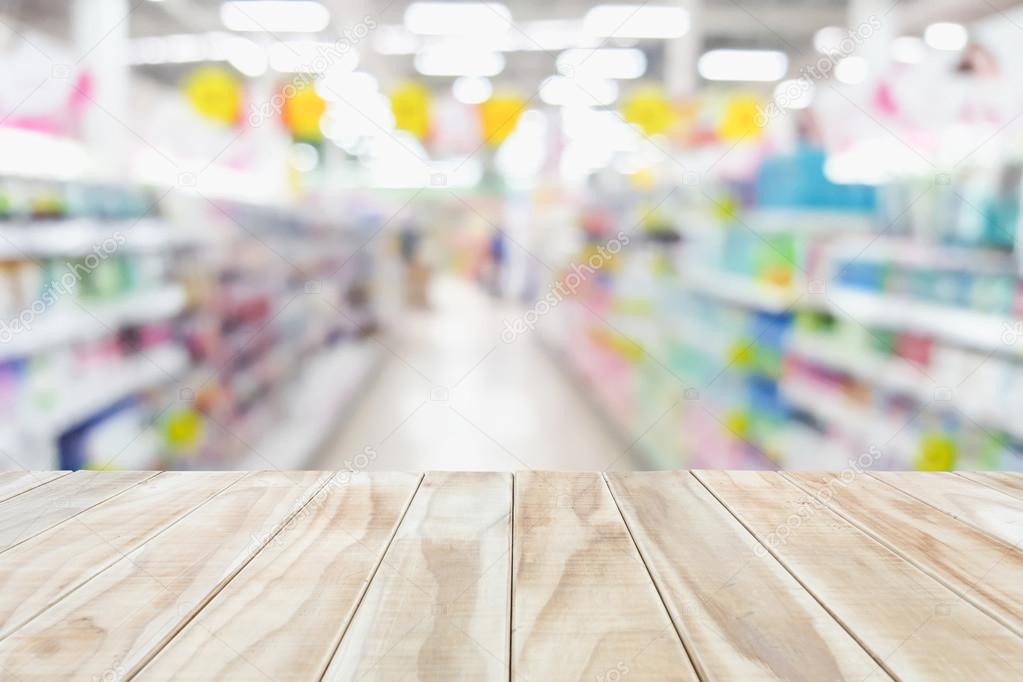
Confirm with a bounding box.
[956,471,1023,502]
[0,471,244,637]
[786,472,1023,637]
[0,470,1021,679]
[323,472,512,681]
[697,470,1023,680]
[140,472,422,681]
[0,471,69,503]
[872,472,1023,549]
[0,470,155,553]
[607,471,887,681]
[0,471,330,680]
[512,472,698,681]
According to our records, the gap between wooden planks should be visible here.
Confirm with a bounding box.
[0,470,1020,680]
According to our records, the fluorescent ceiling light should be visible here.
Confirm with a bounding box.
[128,32,266,75]
[539,75,618,106]
[924,22,968,51]
[452,76,493,104]
[404,2,511,37]
[506,20,597,51]
[372,25,421,55]
[557,48,646,79]
[268,41,358,73]
[892,36,925,64]
[414,46,504,76]
[697,49,788,82]
[583,5,689,40]
[221,1,329,33]
[813,26,846,54]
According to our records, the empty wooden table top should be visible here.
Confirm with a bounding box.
[0,470,1022,680]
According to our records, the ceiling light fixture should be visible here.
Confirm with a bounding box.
[404,2,512,38]
[221,1,330,33]
[583,5,689,40]
[697,49,788,82]
[924,22,968,51]
[557,48,646,80]
[414,47,505,77]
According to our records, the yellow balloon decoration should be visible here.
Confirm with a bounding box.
[480,94,525,146]
[184,67,242,125]
[622,86,674,136]
[282,84,326,141]
[390,82,430,140]
[718,95,763,141]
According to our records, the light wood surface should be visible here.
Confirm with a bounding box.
[323,471,513,681]
[956,471,1023,502]
[0,471,330,679]
[0,470,155,553]
[697,470,1023,680]
[786,472,1023,637]
[0,471,244,637]
[608,471,887,680]
[872,471,1023,549]
[512,472,698,681]
[1,470,1022,680]
[0,471,69,503]
[140,472,422,680]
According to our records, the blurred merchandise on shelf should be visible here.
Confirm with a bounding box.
[0,175,383,470]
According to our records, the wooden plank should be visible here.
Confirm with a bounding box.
[0,471,245,637]
[323,472,512,681]
[512,472,698,682]
[139,472,422,681]
[872,472,1023,549]
[696,470,1023,680]
[0,471,69,503]
[608,471,886,681]
[0,470,156,553]
[0,470,330,679]
[956,472,1023,503]
[787,472,1023,637]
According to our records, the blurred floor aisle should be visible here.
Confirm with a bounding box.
[316,275,634,471]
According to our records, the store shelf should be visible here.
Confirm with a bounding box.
[741,209,876,234]
[790,332,1023,441]
[826,235,1018,275]
[682,268,813,313]
[536,328,662,467]
[0,219,207,259]
[0,284,187,361]
[30,344,190,437]
[825,288,1017,356]
[780,376,918,462]
[241,341,383,470]
[790,332,930,396]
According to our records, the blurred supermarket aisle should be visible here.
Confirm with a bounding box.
[317,275,632,471]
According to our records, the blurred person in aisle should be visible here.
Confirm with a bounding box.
[398,218,430,309]
[485,227,506,297]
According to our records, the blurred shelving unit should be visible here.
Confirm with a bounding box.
[537,159,1023,472]
[0,175,387,470]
